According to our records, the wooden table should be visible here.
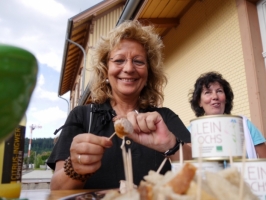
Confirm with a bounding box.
[20,189,95,200]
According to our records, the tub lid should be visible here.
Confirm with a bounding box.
[190,114,242,123]
[232,158,266,162]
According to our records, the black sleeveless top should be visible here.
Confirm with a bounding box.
[47,101,191,189]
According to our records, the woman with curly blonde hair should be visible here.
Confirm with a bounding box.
[90,20,166,108]
[48,20,191,190]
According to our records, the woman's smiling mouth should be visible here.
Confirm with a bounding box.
[119,78,137,82]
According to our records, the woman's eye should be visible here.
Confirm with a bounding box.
[114,59,125,65]
[133,60,145,66]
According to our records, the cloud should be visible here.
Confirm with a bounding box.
[26,106,67,138]
[38,52,62,72]
[37,74,45,86]
[20,0,69,18]
[0,0,71,72]
[30,106,66,124]
[35,87,59,101]
[28,107,37,112]
[32,70,59,102]
[1,0,102,138]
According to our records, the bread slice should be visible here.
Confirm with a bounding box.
[138,180,153,200]
[186,181,217,200]
[166,163,197,194]
[218,167,259,200]
[206,171,240,200]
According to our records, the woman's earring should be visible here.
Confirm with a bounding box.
[105,78,109,84]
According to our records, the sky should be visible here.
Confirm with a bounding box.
[0,0,102,138]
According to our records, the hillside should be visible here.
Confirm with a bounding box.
[24,137,55,154]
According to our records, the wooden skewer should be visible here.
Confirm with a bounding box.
[238,141,246,200]
[196,144,202,200]
[127,148,134,192]
[120,137,126,149]
[120,137,134,193]
[121,143,129,192]
[157,141,183,174]
[156,157,168,174]
[179,143,183,168]
[229,148,233,167]
[109,132,116,140]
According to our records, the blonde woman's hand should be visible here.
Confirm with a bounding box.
[69,133,113,175]
[126,111,176,153]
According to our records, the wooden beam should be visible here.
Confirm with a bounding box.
[246,0,259,4]
[236,0,266,135]
[138,18,179,28]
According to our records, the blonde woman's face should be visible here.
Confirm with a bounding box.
[108,39,148,101]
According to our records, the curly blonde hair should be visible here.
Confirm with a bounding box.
[90,20,167,109]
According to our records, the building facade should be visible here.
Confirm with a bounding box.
[58,0,266,136]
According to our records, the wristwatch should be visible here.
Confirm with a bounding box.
[161,138,184,157]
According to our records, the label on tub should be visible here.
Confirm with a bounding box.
[226,159,266,200]
[190,115,244,159]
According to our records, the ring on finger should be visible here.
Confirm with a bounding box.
[78,154,82,164]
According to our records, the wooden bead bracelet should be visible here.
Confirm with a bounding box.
[64,156,93,182]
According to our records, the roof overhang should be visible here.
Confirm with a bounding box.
[58,0,126,96]
[58,0,197,102]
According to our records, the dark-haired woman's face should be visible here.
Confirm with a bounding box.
[199,82,226,115]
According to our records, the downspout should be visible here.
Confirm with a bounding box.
[66,39,87,93]
[116,0,143,26]
[58,19,73,116]
[58,95,70,114]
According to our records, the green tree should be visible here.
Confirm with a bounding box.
[24,138,54,154]
[40,151,51,161]
[35,154,45,168]
[23,138,54,169]
[33,151,51,169]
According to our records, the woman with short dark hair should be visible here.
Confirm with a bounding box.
[189,71,266,158]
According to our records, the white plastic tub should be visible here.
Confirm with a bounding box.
[190,115,244,159]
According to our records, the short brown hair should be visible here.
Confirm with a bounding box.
[189,71,234,117]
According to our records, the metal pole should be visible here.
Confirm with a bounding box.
[26,124,41,170]
[58,95,70,114]
[34,151,36,169]
[27,125,34,169]
[66,39,86,93]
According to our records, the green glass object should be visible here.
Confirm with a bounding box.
[0,44,38,141]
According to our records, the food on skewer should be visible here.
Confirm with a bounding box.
[113,118,134,139]
[119,180,137,194]
[105,118,258,199]
[103,188,140,200]
[138,163,201,200]
[103,162,258,200]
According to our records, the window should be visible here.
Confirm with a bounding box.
[257,0,266,66]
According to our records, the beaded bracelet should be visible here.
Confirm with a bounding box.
[64,156,93,182]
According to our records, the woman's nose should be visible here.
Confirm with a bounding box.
[211,92,218,99]
[123,59,135,72]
